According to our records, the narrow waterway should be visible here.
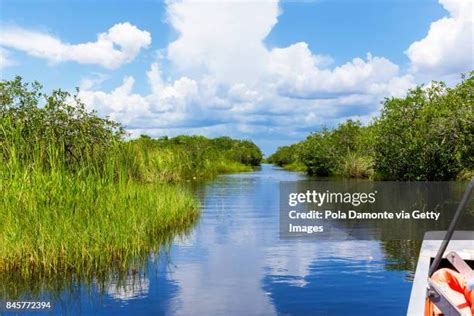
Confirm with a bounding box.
[36,164,418,315]
[3,164,434,315]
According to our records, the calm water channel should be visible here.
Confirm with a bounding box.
[9,164,441,315]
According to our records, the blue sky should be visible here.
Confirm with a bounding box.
[0,0,472,154]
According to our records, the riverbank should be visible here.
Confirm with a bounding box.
[267,72,473,181]
[0,77,262,280]
[3,165,421,313]
[1,174,199,277]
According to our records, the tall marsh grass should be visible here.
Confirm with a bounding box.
[338,153,374,179]
[0,169,199,277]
[0,77,261,285]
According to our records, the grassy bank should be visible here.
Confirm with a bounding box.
[281,162,307,172]
[268,72,473,181]
[1,173,198,277]
[128,134,261,182]
[0,77,262,280]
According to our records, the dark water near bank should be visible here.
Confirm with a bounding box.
[6,165,446,315]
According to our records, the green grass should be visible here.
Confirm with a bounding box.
[0,128,256,285]
[0,164,199,278]
[214,159,253,174]
[338,153,374,179]
[281,162,307,172]
[126,141,253,182]
[0,77,262,288]
[456,169,474,181]
[0,136,253,281]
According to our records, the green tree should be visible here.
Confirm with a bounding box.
[374,72,473,180]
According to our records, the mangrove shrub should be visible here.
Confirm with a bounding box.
[374,73,473,180]
[267,72,473,180]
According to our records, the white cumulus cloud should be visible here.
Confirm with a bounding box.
[269,44,412,98]
[0,22,151,69]
[77,0,421,153]
[166,0,279,85]
[165,0,414,100]
[406,0,473,77]
[0,47,14,70]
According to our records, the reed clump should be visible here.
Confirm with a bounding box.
[0,77,262,279]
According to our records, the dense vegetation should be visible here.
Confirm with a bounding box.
[0,77,261,280]
[131,134,262,182]
[268,72,473,180]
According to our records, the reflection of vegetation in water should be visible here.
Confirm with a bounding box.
[381,240,422,281]
[294,181,473,240]
[0,77,261,299]
[268,72,473,181]
[295,181,470,279]
[370,181,473,239]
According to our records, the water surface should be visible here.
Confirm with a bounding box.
[8,165,419,315]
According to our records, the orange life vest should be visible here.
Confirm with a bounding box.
[425,268,474,316]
